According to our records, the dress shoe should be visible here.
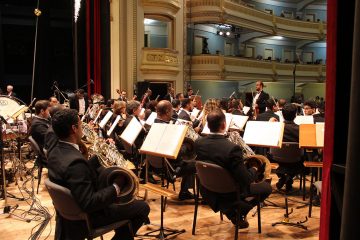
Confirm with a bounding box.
[285,178,294,192]
[178,191,195,201]
[276,177,287,190]
[230,215,249,229]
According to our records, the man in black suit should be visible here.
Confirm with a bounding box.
[30,100,51,151]
[252,81,269,114]
[154,100,196,200]
[195,109,272,227]
[44,104,64,154]
[178,98,200,128]
[171,99,180,120]
[275,103,303,192]
[70,89,89,118]
[256,99,280,121]
[48,109,150,240]
[163,87,175,103]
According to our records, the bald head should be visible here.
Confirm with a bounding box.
[156,100,172,121]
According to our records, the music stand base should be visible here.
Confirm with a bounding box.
[272,220,308,230]
[137,227,185,239]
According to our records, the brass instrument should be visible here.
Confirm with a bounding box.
[174,120,200,161]
[81,122,138,205]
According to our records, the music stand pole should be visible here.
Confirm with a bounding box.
[0,115,10,213]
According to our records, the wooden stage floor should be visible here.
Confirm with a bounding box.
[0,171,320,239]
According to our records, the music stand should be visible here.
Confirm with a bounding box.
[138,123,187,239]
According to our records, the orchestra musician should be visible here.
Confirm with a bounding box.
[194,109,272,228]
[252,81,269,118]
[122,100,146,149]
[29,100,51,151]
[164,87,175,103]
[154,100,196,201]
[48,109,150,240]
[116,89,128,102]
[184,87,193,99]
[178,98,200,129]
[69,89,89,118]
[6,85,17,97]
[49,96,59,107]
[256,99,280,122]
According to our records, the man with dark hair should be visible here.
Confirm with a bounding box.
[195,109,272,228]
[164,87,175,102]
[252,81,269,115]
[175,93,184,101]
[178,98,193,121]
[274,103,302,191]
[154,100,196,200]
[70,89,89,117]
[277,98,287,110]
[123,100,146,149]
[49,96,59,107]
[30,100,51,151]
[313,102,325,123]
[303,100,317,116]
[184,88,193,99]
[48,109,150,240]
[44,104,64,153]
[171,99,181,120]
[256,99,279,121]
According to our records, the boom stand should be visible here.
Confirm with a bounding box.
[138,157,185,239]
[0,115,12,213]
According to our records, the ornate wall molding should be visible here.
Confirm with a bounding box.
[142,0,181,16]
[186,0,327,41]
[140,48,180,76]
[187,55,326,82]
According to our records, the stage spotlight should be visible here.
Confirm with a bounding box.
[226,31,230,36]
[219,31,224,36]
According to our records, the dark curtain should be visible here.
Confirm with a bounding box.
[341,1,360,239]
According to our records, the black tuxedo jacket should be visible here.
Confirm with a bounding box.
[178,109,191,121]
[256,110,279,121]
[48,142,117,239]
[195,135,257,212]
[313,113,325,123]
[70,96,89,114]
[256,91,269,114]
[30,117,51,151]
[163,94,174,102]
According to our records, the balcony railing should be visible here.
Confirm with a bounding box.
[187,0,326,40]
[140,48,180,76]
[186,55,326,82]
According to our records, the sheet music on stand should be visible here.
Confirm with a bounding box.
[299,123,325,148]
[243,106,251,115]
[243,121,285,147]
[99,111,113,129]
[145,112,157,126]
[139,123,187,159]
[202,113,233,134]
[229,115,249,131]
[190,108,200,121]
[275,111,284,122]
[294,115,314,125]
[120,117,143,146]
[107,115,121,136]
[93,109,103,124]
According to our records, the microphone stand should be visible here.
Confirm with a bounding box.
[53,84,70,105]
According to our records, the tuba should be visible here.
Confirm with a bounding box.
[82,121,138,205]
[244,154,271,182]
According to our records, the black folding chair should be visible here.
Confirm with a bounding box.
[28,136,47,194]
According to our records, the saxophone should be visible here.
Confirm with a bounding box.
[82,122,139,205]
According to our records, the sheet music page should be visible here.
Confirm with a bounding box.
[140,108,145,115]
[145,112,157,126]
[243,121,284,147]
[94,109,103,123]
[99,111,113,129]
[316,123,325,147]
[156,124,187,158]
[230,115,249,130]
[202,113,233,134]
[190,108,200,121]
[140,123,166,153]
[107,115,121,136]
[120,117,143,145]
[294,115,314,125]
[243,106,251,115]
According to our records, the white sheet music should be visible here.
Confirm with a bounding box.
[120,117,143,145]
[243,121,284,147]
[145,112,157,126]
[190,108,200,121]
[275,111,284,122]
[107,115,121,136]
[140,123,187,159]
[202,113,233,134]
[316,122,325,147]
[243,106,251,115]
[99,111,113,129]
[229,115,249,130]
[294,115,314,125]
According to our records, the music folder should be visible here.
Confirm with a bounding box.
[107,115,121,136]
[229,115,249,131]
[202,113,233,134]
[145,112,157,126]
[99,110,113,129]
[243,121,285,147]
[120,117,143,146]
[139,123,188,159]
[243,106,251,115]
[299,123,325,148]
